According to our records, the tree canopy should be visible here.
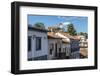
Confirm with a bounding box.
[67,23,77,36]
[79,32,88,39]
[34,22,45,29]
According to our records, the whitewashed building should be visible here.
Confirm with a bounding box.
[79,35,88,47]
[78,35,88,58]
[62,39,70,59]
[56,32,80,59]
[48,32,62,59]
[55,32,71,58]
[28,27,48,60]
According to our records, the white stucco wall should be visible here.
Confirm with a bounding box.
[56,33,71,56]
[62,43,71,56]
[48,39,55,59]
[28,30,48,58]
[48,38,62,59]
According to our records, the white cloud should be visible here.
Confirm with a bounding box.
[63,22,71,25]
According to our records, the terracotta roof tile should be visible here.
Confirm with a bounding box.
[48,32,70,43]
[62,39,70,43]
[48,32,62,39]
[60,32,80,40]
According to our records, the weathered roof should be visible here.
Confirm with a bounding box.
[62,39,70,43]
[48,32,70,43]
[28,26,48,33]
[48,32,62,39]
[58,32,74,39]
[59,32,80,40]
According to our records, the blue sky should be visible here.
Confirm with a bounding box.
[28,15,88,33]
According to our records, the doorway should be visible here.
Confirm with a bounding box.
[55,43,57,57]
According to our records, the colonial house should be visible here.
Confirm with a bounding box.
[78,35,88,58]
[79,35,88,48]
[48,32,62,59]
[55,32,71,58]
[28,26,48,60]
[62,39,70,59]
[48,32,70,59]
[55,32,80,59]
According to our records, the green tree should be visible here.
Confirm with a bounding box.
[34,22,45,29]
[79,32,88,39]
[84,33,88,39]
[67,23,77,36]
[79,32,84,35]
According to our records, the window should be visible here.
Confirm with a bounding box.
[59,44,61,52]
[50,43,54,54]
[36,37,41,51]
[50,49,52,55]
[50,43,54,50]
[28,36,31,51]
[65,48,66,51]
[59,48,61,52]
